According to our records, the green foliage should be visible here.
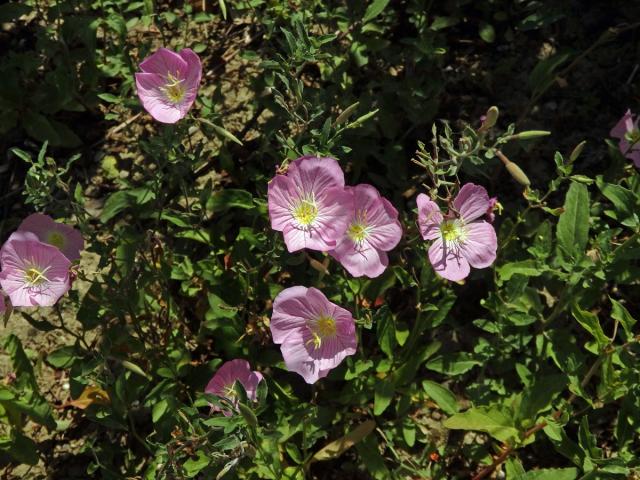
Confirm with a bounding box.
[1,0,640,479]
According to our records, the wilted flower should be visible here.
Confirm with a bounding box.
[0,232,71,307]
[18,213,84,262]
[417,183,497,282]
[205,359,264,415]
[135,47,202,124]
[485,197,498,223]
[270,286,357,384]
[330,184,402,278]
[610,109,640,167]
[268,156,353,252]
[0,292,5,314]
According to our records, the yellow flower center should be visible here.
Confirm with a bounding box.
[162,72,186,104]
[440,220,466,242]
[292,199,318,227]
[47,231,65,250]
[307,315,337,349]
[316,315,337,337]
[347,210,370,243]
[23,266,49,287]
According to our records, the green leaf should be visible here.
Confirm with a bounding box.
[312,420,376,462]
[207,189,254,214]
[497,260,543,283]
[479,22,495,43]
[356,434,391,479]
[183,450,210,477]
[572,304,609,350]
[444,405,519,443]
[0,2,32,22]
[425,353,480,375]
[610,298,636,340]
[47,346,78,369]
[596,177,639,227]
[374,378,394,415]
[422,380,459,415]
[4,433,39,465]
[363,0,390,23]
[513,467,578,480]
[556,182,590,262]
[100,191,130,222]
[375,306,395,358]
[528,52,570,96]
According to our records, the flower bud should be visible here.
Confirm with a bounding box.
[334,101,360,126]
[569,140,586,163]
[505,161,531,187]
[510,130,551,140]
[496,150,531,187]
[478,106,499,132]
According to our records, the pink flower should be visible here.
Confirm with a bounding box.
[610,109,640,167]
[270,286,357,384]
[205,359,264,415]
[0,232,71,307]
[329,184,402,278]
[18,213,84,262]
[268,156,353,252]
[135,47,202,124]
[417,183,497,282]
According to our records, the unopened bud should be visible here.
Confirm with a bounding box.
[496,150,531,187]
[510,130,551,140]
[569,140,586,163]
[334,101,360,126]
[478,106,499,132]
[505,161,531,187]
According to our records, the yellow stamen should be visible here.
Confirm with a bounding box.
[161,72,186,104]
[292,199,318,227]
[24,266,49,287]
[306,315,337,349]
[440,220,466,242]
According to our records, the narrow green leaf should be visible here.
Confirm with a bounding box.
[556,182,590,262]
[374,379,394,415]
[422,380,459,415]
[363,0,390,23]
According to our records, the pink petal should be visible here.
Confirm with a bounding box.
[330,241,388,278]
[428,238,470,281]
[268,175,297,231]
[287,156,345,190]
[139,47,188,76]
[453,183,491,222]
[135,73,183,124]
[18,213,84,261]
[178,48,203,93]
[271,286,312,343]
[460,221,497,268]
[610,110,634,139]
[417,194,443,240]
